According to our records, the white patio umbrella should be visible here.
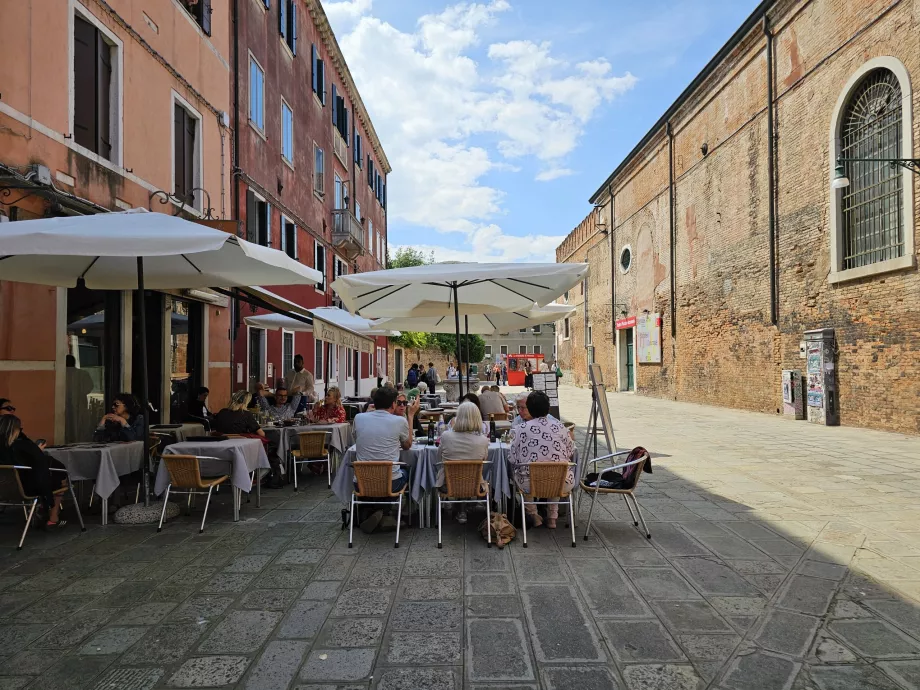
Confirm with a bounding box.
[370,303,577,335]
[244,313,314,332]
[332,262,587,395]
[0,209,321,507]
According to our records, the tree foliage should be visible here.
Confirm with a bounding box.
[387,247,434,269]
[430,333,486,364]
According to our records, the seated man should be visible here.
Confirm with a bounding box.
[255,385,302,422]
[188,387,213,423]
[353,386,419,494]
[479,386,508,419]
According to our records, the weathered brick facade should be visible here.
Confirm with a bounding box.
[557,0,920,434]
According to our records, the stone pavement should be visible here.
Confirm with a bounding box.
[1,385,920,689]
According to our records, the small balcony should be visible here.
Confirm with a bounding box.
[332,209,364,260]
[333,127,348,168]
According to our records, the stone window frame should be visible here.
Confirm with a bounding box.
[829,57,916,284]
[619,244,633,274]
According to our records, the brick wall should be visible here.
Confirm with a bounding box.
[557,0,920,434]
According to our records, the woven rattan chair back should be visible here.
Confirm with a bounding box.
[353,461,399,497]
[297,432,328,458]
[443,461,486,498]
[527,462,571,499]
[163,455,206,490]
[0,466,27,501]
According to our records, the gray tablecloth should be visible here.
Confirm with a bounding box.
[157,438,270,495]
[47,442,145,499]
[151,423,206,445]
[307,423,353,455]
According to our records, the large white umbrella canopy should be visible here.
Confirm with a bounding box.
[0,208,322,288]
[330,262,589,319]
[371,303,576,335]
[244,313,313,332]
[310,306,400,336]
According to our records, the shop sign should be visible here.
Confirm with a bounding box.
[615,316,636,330]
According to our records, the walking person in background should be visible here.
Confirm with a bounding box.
[524,360,534,390]
[406,363,419,388]
[427,362,438,391]
[502,362,508,386]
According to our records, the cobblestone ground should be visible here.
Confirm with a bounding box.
[2,385,920,689]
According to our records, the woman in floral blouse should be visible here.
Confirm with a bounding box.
[509,390,574,529]
[308,386,346,424]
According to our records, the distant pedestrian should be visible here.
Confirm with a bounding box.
[502,363,508,386]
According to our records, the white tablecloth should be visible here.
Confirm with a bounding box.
[156,438,270,495]
[47,442,145,499]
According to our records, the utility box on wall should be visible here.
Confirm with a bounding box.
[804,329,839,426]
[782,369,804,420]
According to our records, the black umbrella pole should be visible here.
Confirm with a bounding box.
[452,285,462,398]
[464,316,469,387]
[137,257,151,507]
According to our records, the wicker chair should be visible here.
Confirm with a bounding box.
[291,431,331,490]
[437,461,492,548]
[518,462,577,548]
[157,454,228,533]
[0,464,85,549]
[348,461,408,548]
[579,449,651,541]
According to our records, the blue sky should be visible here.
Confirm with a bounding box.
[324,0,762,262]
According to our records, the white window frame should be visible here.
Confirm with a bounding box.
[249,53,265,133]
[280,214,297,260]
[171,90,204,211]
[313,142,325,196]
[69,2,124,166]
[484,345,492,357]
[282,329,295,377]
[829,57,915,284]
[281,98,294,166]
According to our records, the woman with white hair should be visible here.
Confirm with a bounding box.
[437,401,490,524]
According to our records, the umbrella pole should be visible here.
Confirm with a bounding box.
[137,257,151,508]
[452,284,462,398]
[464,315,469,389]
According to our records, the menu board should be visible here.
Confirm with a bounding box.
[532,372,560,418]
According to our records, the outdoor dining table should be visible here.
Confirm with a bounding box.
[156,438,270,521]
[262,422,353,468]
[46,441,145,525]
[150,423,206,445]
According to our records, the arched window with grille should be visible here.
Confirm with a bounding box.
[830,59,914,282]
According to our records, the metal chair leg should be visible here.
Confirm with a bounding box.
[157,486,171,532]
[68,482,86,532]
[437,494,443,549]
[395,493,403,548]
[200,486,214,533]
[631,494,651,538]
[327,456,331,489]
[18,499,37,550]
[520,493,528,548]
[88,484,95,508]
[583,488,600,541]
[293,459,298,491]
[348,495,355,548]
[568,495,576,547]
[623,493,638,525]
[485,492,492,547]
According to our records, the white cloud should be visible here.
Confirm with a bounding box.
[330,1,634,259]
[396,224,566,264]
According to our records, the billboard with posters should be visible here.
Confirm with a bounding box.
[636,313,662,363]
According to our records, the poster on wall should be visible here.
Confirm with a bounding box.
[636,313,662,363]
[806,342,823,408]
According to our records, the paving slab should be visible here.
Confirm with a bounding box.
[244,640,309,690]
[466,619,533,682]
[385,631,462,665]
[521,584,606,663]
[30,654,117,689]
[167,655,250,687]
[197,609,282,653]
[567,558,652,617]
[600,619,686,662]
[168,595,234,624]
[672,556,761,596]
[809,663,904,690]
[278,600,334,638]
[620,663,701,690]
[753,608,821,657]
[465,573,515,596]
[373,666,458,689]
[828,618,920,659]
[318,617,384,647]
[78,626,148,655]
[89,666,164,690]
[678,632,741,661]
[390,601,462,631]
[541,665,621,690]
[402,577,462,600]
[776,575,838,616]
[653,600,733,633]
[300,648,375,682]
[331,588,392,616]
[465,595,523,618]
[720,650,800,690]
[624,567,702,600]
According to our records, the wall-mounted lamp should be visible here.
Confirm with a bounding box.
[642,309,650,315]
[701,142,709,156]
[833,156,920,190]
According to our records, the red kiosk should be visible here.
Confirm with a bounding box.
[507,353,544,386]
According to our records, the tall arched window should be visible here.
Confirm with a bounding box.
[840,69,903,269]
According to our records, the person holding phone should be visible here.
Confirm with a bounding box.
[0,400,68,526]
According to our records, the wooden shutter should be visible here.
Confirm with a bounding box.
[344,107,349,145]
[73,16,97,152]
[331,84,337,125]
[200,0,212,36]
[174,105,186,197]
[96,31,112,160]
[311,44,318,93]
[265,202,272,247]
[367,158,373,187]
[246,190,258,244]
[319,60,326,104]
[383,183,386,210]
[279,0,287,39]
[290,1,297,54]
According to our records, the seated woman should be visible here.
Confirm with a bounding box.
[448,393,490,436]
[509,391,574,530]
[436,401,490,524]
[94,393,144,442]
[397,393,425,435]
[0,403,68,526]
[307,386,346,424]
[213,391,280,489]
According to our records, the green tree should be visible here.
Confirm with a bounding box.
[430,332,485,364]
[387,246,433,349]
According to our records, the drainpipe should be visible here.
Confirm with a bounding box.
[666,122,677,338]
[230,0,241,392]
[764,15,778,326]
[608,184,615,340]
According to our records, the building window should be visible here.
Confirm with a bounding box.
[368,219,375,260]
[315,242,326,292]
[315,339,324,380]
[249,56,264,131]
[281,100,294,163]
[173,100,199,208]
[518,345,527,354]
[587,323,593,345]
[840,69,903,269]
[532,324,541,334]
[311,44,326,105]
[533,345,542,355]
[519,328,526,334]
[346,347,353,380]
[500,345,508,356]
[334,174,346,210]
[355,133,363,167]
[620,246,632,273]
[245,190,270,246]
[563,291,569,303]
[332,84,349,143]
[281,216,297,259]
[181,0,212,35]
[73,12,119,162]
[313,144,325,195]
[279,0,297,54]
[282,331,294,376]
[563,318,570,339]
[485,345,492,357]
[355,202,361,223]
[329,345,338,381]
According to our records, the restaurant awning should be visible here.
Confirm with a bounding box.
[310,308,375,354]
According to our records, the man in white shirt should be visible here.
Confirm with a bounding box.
[285,354,316,406]
[354,386,419,491]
